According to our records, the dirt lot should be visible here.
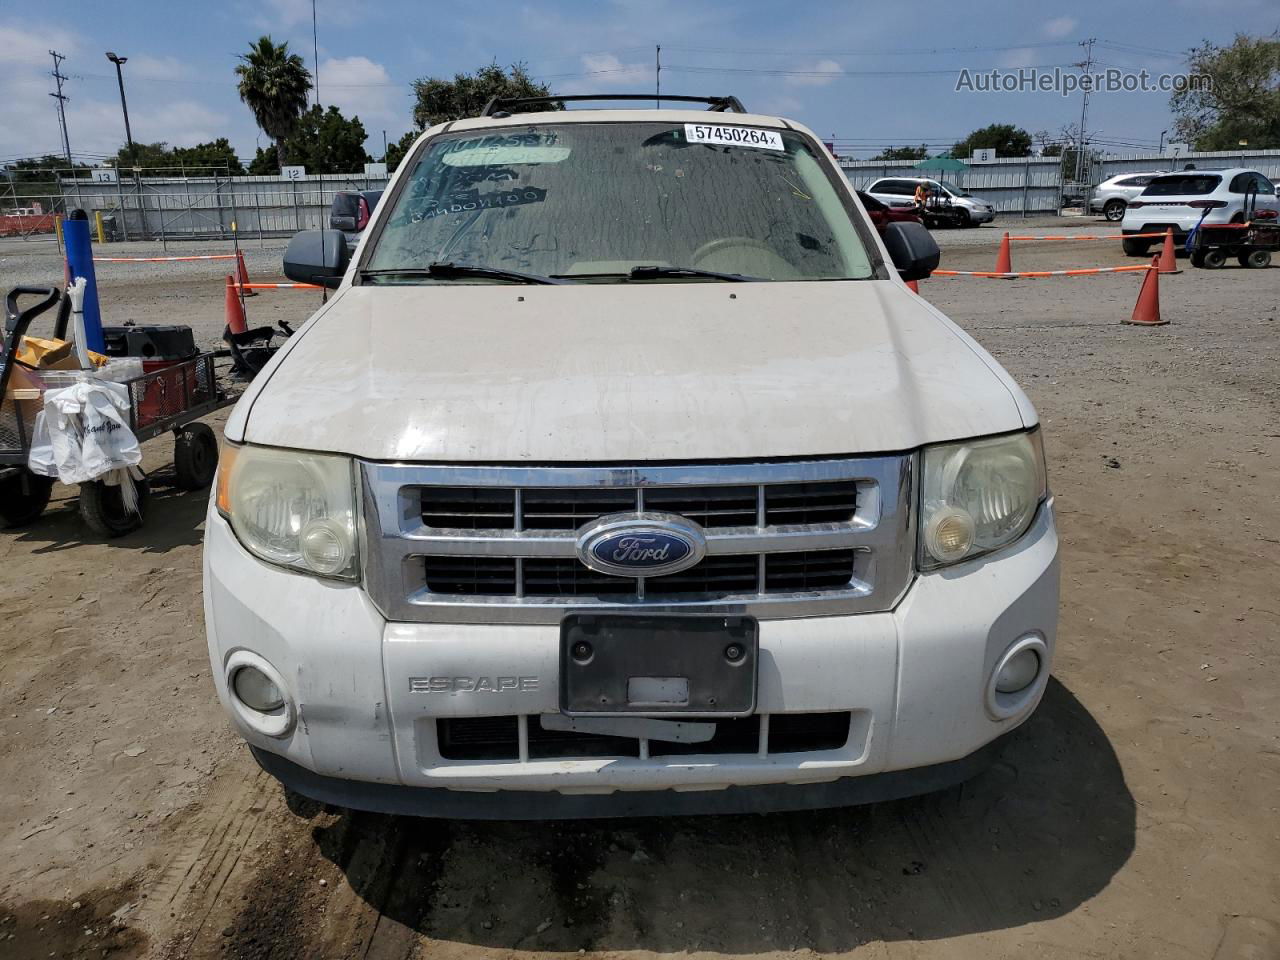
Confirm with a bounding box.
[1,223,1278,960]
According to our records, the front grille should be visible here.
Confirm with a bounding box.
[420,482,858,532]
[436,712,852,762]
[364,457,914,624]
[422,551,857,600]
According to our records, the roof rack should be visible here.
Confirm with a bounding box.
[479,93,747,117]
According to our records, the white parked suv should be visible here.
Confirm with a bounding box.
[204,95,1059,818]
[1088,171,1166,221]
[865,177,996,228]
[1121,168,1278,255]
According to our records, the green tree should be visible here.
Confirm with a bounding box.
[870,144,929,161]
[235,36,313,171]
[1171,32,1280,150]
[411,62,558,129]
[247,146,279,176]
[112,139,245,175]
[952,124,1033,159]
[280,105,370,173]
[384,131,419,172]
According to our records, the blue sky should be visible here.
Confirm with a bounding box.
[2,0,1273,166]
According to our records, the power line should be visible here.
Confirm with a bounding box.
[665,61,1080,78]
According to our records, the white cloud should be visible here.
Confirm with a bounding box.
[1000,47,1039,68]
[565,51,650,94]
[317,56,408,133]
[785,59,843,88]
[1043,16,1078,39]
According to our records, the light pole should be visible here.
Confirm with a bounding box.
[1159,129,1167,154]
[105,52,134,159]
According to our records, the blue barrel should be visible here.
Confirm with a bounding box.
[63,209,105,353]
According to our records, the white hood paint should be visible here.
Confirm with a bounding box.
[234,281,1032,463]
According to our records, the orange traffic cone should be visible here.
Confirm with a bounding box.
[1157,227,1181,274]
[225,275,248,335]
[1124,257,1167,326]
[995,232,1012,275]
[906,279,920,294]
[236,249,257,295]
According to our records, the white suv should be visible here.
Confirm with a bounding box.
[1088,171,1166,221]
[205,97,1058,818]
[865,177,997,227]
[1121,168,1279,255]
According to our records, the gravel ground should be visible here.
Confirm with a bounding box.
[1,223,1278,960]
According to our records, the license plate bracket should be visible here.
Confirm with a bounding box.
[560,613,758,717]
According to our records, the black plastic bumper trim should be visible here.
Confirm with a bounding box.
[249,734,1010,821]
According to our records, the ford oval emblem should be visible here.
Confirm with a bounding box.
[576,513,707,578]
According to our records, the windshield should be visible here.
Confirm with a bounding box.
[1143,175,1221,197]
[364,122,876,282]
[939,180,966,195]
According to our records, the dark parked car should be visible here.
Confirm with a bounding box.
[328,190,383,238]
[857,191,923,234]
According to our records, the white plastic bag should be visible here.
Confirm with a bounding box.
[26,409,58,478]
[32,378,141,485]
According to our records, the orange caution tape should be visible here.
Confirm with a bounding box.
[931,264,1154,279]
[94,254,238,262]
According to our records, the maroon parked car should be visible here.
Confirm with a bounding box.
[857,190,922,234]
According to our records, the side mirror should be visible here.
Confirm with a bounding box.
[283,230,350,288]
[882,221,940,282]
[329,214,357,232]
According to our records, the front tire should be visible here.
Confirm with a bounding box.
[1103,199,1126,222]
[173,423,219,490]
[1201,249,1227,269]
[955,209,972,228]
[79,475,150,538]
[0,469,54,527]
[1243,249,1271,269]
[1122,238,1151,257]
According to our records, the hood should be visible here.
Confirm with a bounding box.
[233,281,1031,462]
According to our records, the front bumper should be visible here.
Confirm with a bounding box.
[968,207,996,224]
[203,501,1059,814]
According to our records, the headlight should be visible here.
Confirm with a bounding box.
[919,430,1047,569]
[215,443,360,581]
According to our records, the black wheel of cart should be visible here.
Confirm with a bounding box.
[1202,249,1227,269]
[79,475,150,538]
[1189,249,1206,268]
[1243,249,1271,269]
[0,469,54,528]
[173,422,219,490]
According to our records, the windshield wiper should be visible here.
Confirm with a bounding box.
[550,265,764,282]
[360,262,564,285]
[629,265,760,282]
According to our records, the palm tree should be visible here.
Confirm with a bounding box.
[235,36,312,170]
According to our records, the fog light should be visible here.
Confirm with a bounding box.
[926,508,975,562]
[995,648,1040,693]
[299,518,352,576]
[233,665,284,712]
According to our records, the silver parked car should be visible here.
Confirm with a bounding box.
[1089,171,1166,221]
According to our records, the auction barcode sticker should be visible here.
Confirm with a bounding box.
[684,124,784,151]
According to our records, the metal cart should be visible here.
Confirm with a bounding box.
[1,285,235,536]
[1187,186,1280,269]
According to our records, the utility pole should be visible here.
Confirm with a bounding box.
[49,50,72,169]
[312,0,322,108]
[105,53,134,158]
[655,44,661,108]
[1073,37,1096,185]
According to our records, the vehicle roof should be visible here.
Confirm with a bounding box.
[441,107,805,136]
[1149,167,1258,178]
[1101,170,1168,180]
